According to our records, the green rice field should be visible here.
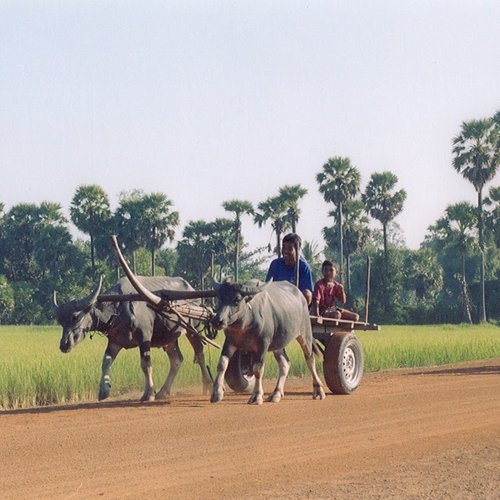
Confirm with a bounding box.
[1,323,499,409]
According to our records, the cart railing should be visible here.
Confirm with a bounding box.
[310,315,380,331]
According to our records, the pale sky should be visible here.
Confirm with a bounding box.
[1,1,499,258]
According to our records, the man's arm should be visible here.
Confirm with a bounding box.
[265,259,277,282]
[299,260,314,305]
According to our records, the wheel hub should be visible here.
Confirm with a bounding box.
[342,346,357,382]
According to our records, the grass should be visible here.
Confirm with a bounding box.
[0,323,499,409]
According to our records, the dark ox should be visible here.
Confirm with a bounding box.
[53,276,212,401]
[210,279,325,405]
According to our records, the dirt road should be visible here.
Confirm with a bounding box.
[1,359,499,499]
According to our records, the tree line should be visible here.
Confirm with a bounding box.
[0,112,498,325]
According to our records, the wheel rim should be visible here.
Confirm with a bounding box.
[342,345,360,386]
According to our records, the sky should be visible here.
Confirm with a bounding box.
[1,0,499,259]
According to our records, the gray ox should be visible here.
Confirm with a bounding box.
[210,279,326,405]
[53,276,212,401]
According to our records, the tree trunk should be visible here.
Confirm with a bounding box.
[479,249,487,322]
[235,223,240,282]
[461,254,472,324]
[276,228,282,258]
[151,248,155,276]
[346,252,351,292]
[383,223,388,259]
[477,189,487,322]
[338,202,343,282]
[90,232,96,273]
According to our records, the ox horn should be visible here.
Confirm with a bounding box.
[240,278,272,297]
[74,275,103,311]
[110,235,218,303]
[110,235,162,306]
[52,291,59,316]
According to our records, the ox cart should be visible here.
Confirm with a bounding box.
[107,235,379,398]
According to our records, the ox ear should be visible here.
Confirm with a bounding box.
[240,278,272,297]
[211,278,222,292]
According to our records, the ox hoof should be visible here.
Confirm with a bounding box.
[98,382,111,401]
[140,391,156,402]
[155,390,171,401]
[247,394,264,405]
[313,386,326,400]
[210,388,224,403]
[267,390,283,403]
[210,394,223,404]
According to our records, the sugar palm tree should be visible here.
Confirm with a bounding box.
[427,202,477,323]
[362,171,406,259]
[485,185,500,248]
[222,199,254,281]
[278,184,308,233]
[140,193,179,275]
[452,118,499,321]
[70,184,111,274]
[323,199,370,290]
[254,195,290,257]
[301,240,322,282]
[317,157,361,281]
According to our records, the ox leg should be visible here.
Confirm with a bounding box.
[139,340,156,402]
[248,343,269,405]
[267,349,290,403]
[156,339,183,400]
[186,330,212,395]
[211,341,237,403]
[297,335,326,400]
[98,342,122,401]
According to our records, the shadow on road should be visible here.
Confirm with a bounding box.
[1,398,175,415]
[407,365,500,377]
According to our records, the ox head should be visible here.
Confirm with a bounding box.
[210,279,271,330]
[53,277,103,353]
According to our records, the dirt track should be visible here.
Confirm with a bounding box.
[1,358,499,499]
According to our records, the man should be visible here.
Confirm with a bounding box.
[265,233,314,305]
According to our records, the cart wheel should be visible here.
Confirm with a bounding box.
[225,350,256,393]
[323,331,364,394]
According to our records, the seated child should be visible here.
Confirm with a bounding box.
[312,260,359,321]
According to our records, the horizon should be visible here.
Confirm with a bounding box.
[2,1,499,257]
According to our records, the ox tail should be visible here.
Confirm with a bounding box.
[312,338,324,359]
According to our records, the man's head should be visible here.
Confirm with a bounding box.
[321,260,338,280]
[282,233,301,267]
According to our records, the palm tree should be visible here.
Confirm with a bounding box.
[176,220,212,287]
[115,190,146,273]
[453,119,499,248]
[485,185,500,248]
[140,193,179,275]
[362,171,406,259]
[452,118,499,321]
[317,157,361,281]
[254,195,290,257]
[222,199,254,281]
[427,202,477,323]
[278,184,308,233]
[70,185,111,274]
[323,199,370,291]
[301,240,322,282]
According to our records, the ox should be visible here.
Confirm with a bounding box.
[53,275,212,402]
[209,279,326,405]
